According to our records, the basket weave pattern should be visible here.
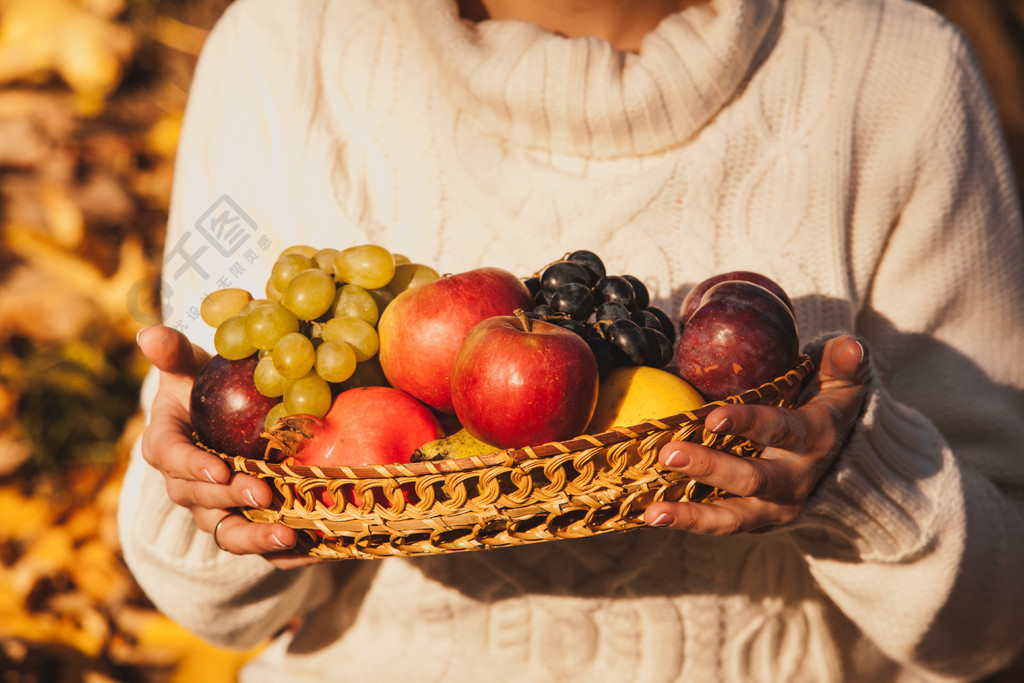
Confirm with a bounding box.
[208,355,814,560]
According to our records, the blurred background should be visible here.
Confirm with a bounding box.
[0,1,1021,681]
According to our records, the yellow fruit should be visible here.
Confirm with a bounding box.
[587,366,706,433]
[411,429,499,462]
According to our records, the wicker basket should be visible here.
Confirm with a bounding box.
[206,356,815,560]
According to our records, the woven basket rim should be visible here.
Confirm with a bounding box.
[203,355,815,480]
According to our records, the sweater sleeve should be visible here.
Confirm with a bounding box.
[788,19,1024,680]
[117,0,336,649]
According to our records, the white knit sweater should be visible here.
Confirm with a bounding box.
[117,0,1024,680]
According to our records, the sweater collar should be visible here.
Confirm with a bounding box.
[404,0,781,158]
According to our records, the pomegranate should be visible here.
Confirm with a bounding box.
[266,386,443,466]
[265,386,444,508]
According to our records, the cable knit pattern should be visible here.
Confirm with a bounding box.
[406,0,780,158]
[117,0,1024,680]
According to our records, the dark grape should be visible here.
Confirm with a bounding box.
[549,316,589,336]
[523,276,542,298]
[622,275,650,310]
[578,321,602,339]
[595,301,631,323]
[593,276,637,310]
[533,303,556,317]
[566,250,606,285]
[586,337,614,377]
[646,305,676,345]
[534,288,551,306]
[630,309,661,331]
[550,282,595,321]
[642,328,674,368]
[540,261,592,296]
[603,319,649,366]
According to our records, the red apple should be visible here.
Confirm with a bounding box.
[679,271,795,326]
[377,267,534,414]
[451,311,599,449]
[190,354,278,459]
[675,281,799,401]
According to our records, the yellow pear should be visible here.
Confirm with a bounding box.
[411,429,499,462]
[587,366,706,433]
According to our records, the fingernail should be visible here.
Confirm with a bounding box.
[245,490,259,508]
[649,512,674,527]
[710,417,733,434]
[203,468,218,484]
[663,448,689,469]
[270,533,290,550]
[136,327,146,345]
[852,340,871,382]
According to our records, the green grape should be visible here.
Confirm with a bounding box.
[284,372,332,418]
[332,284,378,325]
[392,253,411,266]
[201,288,253,328]
[320,317,378,362]
[254,354,292,397]
[272,332,316,379]
[265,277,284,302]
[313,248,340,273]
[214,315,257,360]
[271,254,315,292]
[315,340,357,383]
[386,263,440,296]
[239,298,275,315]
[367,287,395,314]
[279,244,319,259]
[264,402,289,432]
[245,302,299,350]
[333,244,395,289]
[283,268,337,321]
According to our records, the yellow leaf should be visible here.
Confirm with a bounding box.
[0,0,136,110]
[68,538,122,603]
[152,16,208,56]
[3,225,156,337]
[22,526,75,573]
[0,597,106,657]
[146,111,183,158]
[39,183,84,248]
[137,614,264,683]
[0,486,54,542]
[48,592,109,656]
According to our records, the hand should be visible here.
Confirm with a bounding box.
[644,334,869,535]
[137,325,323,569]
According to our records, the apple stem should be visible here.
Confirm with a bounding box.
[513,308,532,332]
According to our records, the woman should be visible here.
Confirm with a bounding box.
[120,0,1024,680]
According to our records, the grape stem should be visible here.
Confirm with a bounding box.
[530,254,572,278]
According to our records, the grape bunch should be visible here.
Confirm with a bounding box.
[199,244,439,427]
[523,250,676,375]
